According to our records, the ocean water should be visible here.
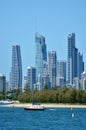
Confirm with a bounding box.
[0,107,86,130]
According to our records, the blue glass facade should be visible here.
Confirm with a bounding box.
[68,33,75,84]
[35,32,47,87]
[11,45,22,90]
[68,33,84,86]
[48,51,57,87]
[77,53,84,79]
[57,61,66,82]
[27,66,36,91]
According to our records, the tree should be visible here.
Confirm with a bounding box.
[18,88,86,104]
[82,91,86,103]
[43,84,48,90]
[70,89,76,103]
[76,90,83,103]
[54,91,60,103]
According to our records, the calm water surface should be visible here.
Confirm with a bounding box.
[0,106,86,130]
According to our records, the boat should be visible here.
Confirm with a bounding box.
[24,103,45,110]
[0,100,16,105]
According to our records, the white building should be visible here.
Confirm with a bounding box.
[81,72,86,90]
[73,77,80,89]
[56,77,65,88]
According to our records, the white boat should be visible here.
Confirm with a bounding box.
[24,104,45,110]
[0,100,16,105]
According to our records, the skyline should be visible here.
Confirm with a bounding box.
[0,0,86,80]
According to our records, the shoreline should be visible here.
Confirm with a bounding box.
[2,103,86,108]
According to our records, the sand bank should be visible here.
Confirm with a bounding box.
[3,103,86,108]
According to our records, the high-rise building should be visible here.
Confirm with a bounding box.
[56,61,66,87]
[6,81,9,92]
[77,53,84,79]
[35,32,47,90]
[56,77,65,88]
[26,66,36,91]
[42,61,50,88]
[81,72,86,90]
[11,45,22,91]
[43,61,48,76]
[23,75,27,90]
[67,33,75,85]
[42,75,50,89]
[57,60,66,82]
[48,51,57,87]
[67,33,84,86]
[0,74,6,94]
[73,77,80,89]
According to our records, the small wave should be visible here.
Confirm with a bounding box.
[49,108,56,111]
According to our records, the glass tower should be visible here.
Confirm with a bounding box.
[11,45,22,90]
[35,32,47,89]
[26,66,36,91]
[57,61,66,82]
[48,51,57,87]
[68,33,75,84]
[67,33,84,86]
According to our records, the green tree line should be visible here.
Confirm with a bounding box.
[18,87,86,104]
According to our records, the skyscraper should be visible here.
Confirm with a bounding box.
[26,66,36,91]
[77,53,84,79]
[11,45,22,91]
[68,33,75,85]
[48,51,57,87]
[57,60,66,82]
[35,32,47,90]
[56,61,66,87]
[67,33,84,86]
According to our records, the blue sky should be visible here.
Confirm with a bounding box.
[0,0,86,80]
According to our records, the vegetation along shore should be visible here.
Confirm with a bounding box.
[1,87,86,107]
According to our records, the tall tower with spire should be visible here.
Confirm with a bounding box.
[35,32,47,90]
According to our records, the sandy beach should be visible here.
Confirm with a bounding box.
[3,102,86,108]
